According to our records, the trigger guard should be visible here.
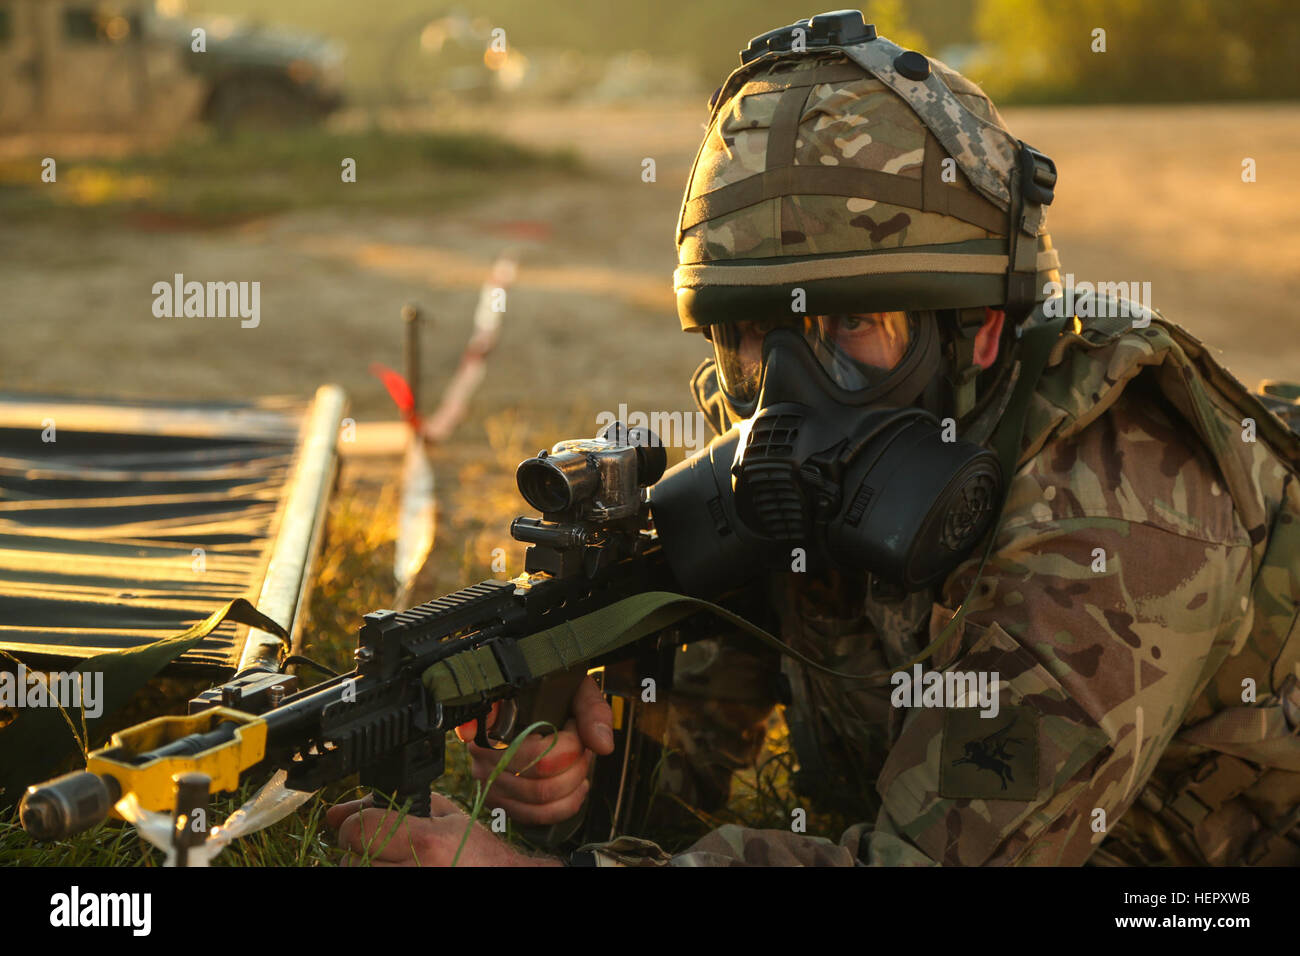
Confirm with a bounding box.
[488,699,518,743]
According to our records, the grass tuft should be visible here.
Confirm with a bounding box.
[0,127,581,226]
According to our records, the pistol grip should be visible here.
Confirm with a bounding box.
[494,664,589,743]
[489,664,594,849]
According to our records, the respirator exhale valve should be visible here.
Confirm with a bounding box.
[800,459,843,520]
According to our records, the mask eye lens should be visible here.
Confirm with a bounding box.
[812,312,913,389]
[712,311,921,408]
[712,317,798,408]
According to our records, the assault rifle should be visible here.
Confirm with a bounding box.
[20,423,712,853]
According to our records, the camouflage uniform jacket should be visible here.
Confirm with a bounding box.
[582,311,1300,867]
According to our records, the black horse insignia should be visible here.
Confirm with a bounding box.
[950,717,1028,790]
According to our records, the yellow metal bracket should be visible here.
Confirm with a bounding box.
[87,707,268,817]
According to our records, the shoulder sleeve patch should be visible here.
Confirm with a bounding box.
[941,705,1039,801]
[875,621,1113,865]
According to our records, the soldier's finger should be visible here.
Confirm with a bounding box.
[477,749,592,806]
[453,701,502,743]
[344,807,465,865]
[427,791,466,818]
[336,806,414,857]
[483,778,591,826]
[324,793,374,830]
[466,720,584,777]
[572,676,615,755]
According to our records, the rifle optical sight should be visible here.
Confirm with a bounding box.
[516,422,666,522]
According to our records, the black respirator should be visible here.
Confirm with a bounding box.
[648,322,1003,595]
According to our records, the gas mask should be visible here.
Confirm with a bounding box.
[648,311,1003,595]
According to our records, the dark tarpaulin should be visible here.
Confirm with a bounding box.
[0,388,345,675]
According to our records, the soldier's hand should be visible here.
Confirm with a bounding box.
[453,675,614,825]
[327,792,561,867]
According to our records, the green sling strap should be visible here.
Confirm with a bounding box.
[423,315,1070,703]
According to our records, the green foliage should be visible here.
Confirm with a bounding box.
[971,0,1300,102]
[0,127,580,226]
[0,774,333,866]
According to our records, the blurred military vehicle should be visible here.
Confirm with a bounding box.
[379,11,699,110]
[381,9,526,109]
[0,0,343,133]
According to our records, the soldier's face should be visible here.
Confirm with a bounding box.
[728,309,1004,387]
[713,309,1004,410]
[733,312,912,380]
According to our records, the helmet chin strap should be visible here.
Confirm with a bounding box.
[940,308,984,421]
[875,315,1008,427]
[918,373,948,421]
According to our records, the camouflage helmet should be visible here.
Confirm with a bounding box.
[674,11,1061,342]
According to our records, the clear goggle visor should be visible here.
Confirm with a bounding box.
[711,312,917,407]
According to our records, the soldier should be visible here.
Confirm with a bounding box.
[330,11,1300,867]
